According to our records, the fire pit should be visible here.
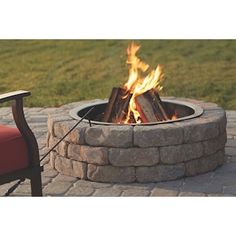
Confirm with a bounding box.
[47,97,226,183]
[47,42,227,183]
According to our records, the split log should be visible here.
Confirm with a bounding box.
[135,94,159,123]
[103,87,132,123]
[135,89,173,122]
[147,89,170,120]
[150,90,174,120]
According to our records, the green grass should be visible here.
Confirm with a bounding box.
[0,40,236,109]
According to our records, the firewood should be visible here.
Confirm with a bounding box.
[154,90,175,119]
[103,87,119,122]
[135,94,159,123]
[147,89,170,120]
[135,89,173,122]
[103,87,131,123]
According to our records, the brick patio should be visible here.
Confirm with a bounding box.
[1,106,236,197]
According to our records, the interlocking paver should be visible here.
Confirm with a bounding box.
[53,174,78,183]
[225,147,236,156]
[223,184,236,195]
[211,172,236,186]
[1,108,236,197]
[226,139,236,147]
[121,189,151,196]
[227,156,236,163]
[178,192,206,196]
[43,169,59,178]
[150,188,179,196]
[93,188,122,197]
[43,182,73,196]
[214,163,236,174]
[113,183,153,190]
[66,185,95,196]
[75,180,112,188]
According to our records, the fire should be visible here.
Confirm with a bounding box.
[122,42,165,123]
[171,113,177,120]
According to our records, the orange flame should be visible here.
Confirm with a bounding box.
[171,113,177,120]
[122,42,164,123]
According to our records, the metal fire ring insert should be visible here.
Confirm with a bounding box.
[69,99,204,126]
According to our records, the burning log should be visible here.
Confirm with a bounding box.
[135,89,172,122]
[103,87,132,123]
[135,93,159,123]
[104,87,174,124]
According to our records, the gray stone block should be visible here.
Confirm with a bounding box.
[48,136,68,157]
[176,118,220,143]
[46,132,50,147]
[68,144,109,165]
[67,144,81,161]
[160,142,204,164]
[54,154,73,176]
[85,125,133,147]
[54,154,87,179]
[72,161,87,179]
[49,151,57,169]
[87,164,135,183]
[80,145,109,165]
[185,150,225,176]
[47,113,71,136]
[202,109,227,134]
[109,147,159,166]
[133,124,183,147]
[136,164,185,182]
[202,133,227,155]
[54,120,87,144]
[198,102,220,110]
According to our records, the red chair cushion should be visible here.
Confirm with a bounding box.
[0,125,29,175]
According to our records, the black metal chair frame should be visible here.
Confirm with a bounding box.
[0,91,43,196]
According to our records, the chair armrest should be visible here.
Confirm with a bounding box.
[0,90,30,103]
[0,90,40,166]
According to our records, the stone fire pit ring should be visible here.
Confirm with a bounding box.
[47,97,227,183]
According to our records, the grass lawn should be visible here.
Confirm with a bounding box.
[0,40,236,109]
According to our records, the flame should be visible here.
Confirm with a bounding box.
[171,113,177,120]
[124,42,149,92]
[122,42,164,123]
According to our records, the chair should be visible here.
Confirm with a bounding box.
[0,90,42,196]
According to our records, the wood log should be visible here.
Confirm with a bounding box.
[103,87,131,123]
[135,89,173,122]
[103,87,119,122]
[147,89,170,120]
[151,90,174,120]
[135,94,158,123]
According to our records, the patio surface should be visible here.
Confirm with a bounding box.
[0,106,236,197]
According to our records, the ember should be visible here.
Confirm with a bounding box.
[103,42,175,124]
